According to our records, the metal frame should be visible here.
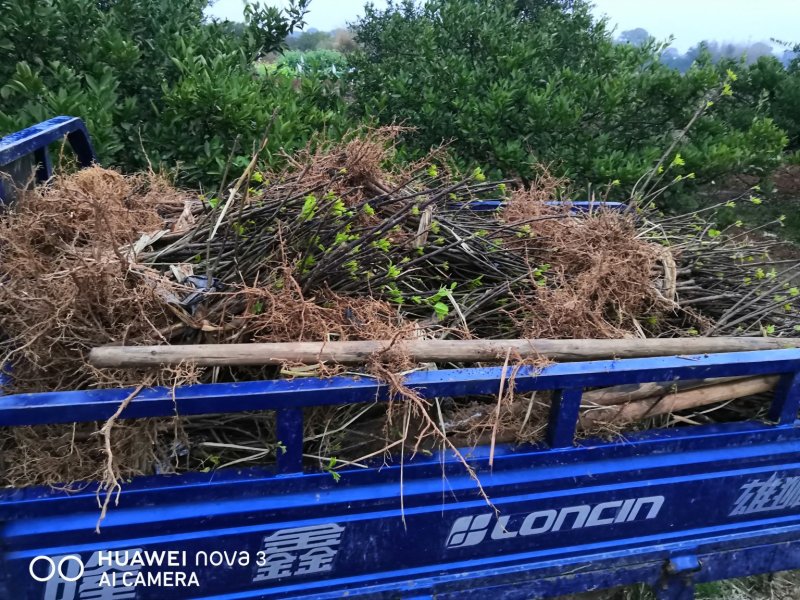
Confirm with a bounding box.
[455,200,628,212]
[0,116,96,203]
[4,349,800,473]
[1,117,799,599]
[3,349,800,599]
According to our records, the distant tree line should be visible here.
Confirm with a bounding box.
[285,28,357,53]
[617,29,798,72]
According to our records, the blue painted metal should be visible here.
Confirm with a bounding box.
[4,349,799,428]
[546,387,583,448]
[0,116,96,203]
[658,554,701,600]
[276,408,305,474]
[2,120,800,599]
[770,371,800,425]
[2,349,800,599]
[456,199,628,212]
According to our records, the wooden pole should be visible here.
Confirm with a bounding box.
[579,375,778,428]
[89,337,800,369]
[581,376,744,407]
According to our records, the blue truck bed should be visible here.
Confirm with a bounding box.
[2,349,800,599]
[2,118,800,600]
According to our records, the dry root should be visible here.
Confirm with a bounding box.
[0,167,193,392]
[502,183,670,339]
[0,418,178,490]
[0,168,197,490]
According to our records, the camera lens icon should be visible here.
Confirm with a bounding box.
[29,555,84,582]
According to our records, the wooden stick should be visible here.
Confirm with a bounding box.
[581,376,744,407]
[88,337,800,369]
[580,375,778,428]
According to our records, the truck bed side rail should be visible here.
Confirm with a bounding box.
[2,349,800,598]
[0,116,96,204]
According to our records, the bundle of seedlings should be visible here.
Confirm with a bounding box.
[1,128,799,495]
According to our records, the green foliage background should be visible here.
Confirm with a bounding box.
[275,50,349,78]
[348,0,788,190]
[0,0,351,187]
[0,0,799,197]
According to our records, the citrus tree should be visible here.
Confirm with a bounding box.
[350,0,787,190]
[0,0,352,186]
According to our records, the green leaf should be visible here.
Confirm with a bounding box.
[301,194,318,220]
[433,301,449,319]
[331,198,347,217]
[372,238,391,252]
[721,82,733,97]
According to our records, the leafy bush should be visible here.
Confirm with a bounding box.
[773,68,800,150]
[717,55,800,151]
[152,55,351,185]
[0,0,353,187]
[349,0,787,190]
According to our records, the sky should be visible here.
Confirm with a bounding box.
[205,0,800,52]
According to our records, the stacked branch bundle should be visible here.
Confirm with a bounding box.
[1,128,799,490]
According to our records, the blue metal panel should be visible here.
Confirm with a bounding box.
[456,200,628,212]
[2,349,800,598]
[276,408,305,474]
[546,387,583,448]
[4,421,800,598]
[4,349,800,427]
[770,371,800,424]
[0,116,96,203]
